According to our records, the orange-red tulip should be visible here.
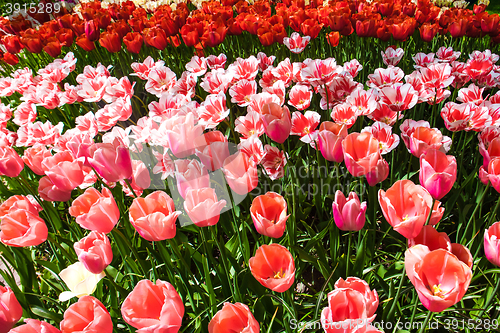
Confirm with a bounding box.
[121,279,184,332]
[129,191,181,241]
[0,209,47,247]
[208,302,259,333]
[60,296,113,333]
[249,244,295,292]
[250,192,289,238]
[123,32,143,54]
[342,132,381,177]
[408,225,452,251]
[419,149,457,199]
[405,245,472,312]
[0,285,23,333]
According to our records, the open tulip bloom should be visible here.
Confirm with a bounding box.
[2,7,500,332]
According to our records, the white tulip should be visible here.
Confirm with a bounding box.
[58,262,105,301]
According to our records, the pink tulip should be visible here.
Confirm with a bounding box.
[223,152,258,195]
[88,138,133,183]
[332,191,367,231]
[121,279,184,333]
[174,159,210,199]
[195,131,230,171]
[0,209,48,247]
[129,191,181,241]
[9,319,61,333]
[342,132,381,177]
[163,113,204,158]
[334,277,379,318]
[74,231,113,274]
[0,146,24,177]
[184,188,226,227]
[0,195,42,217]
[419,149,457,199]
[408,225,452,251]
[22,145,52,175]
[365,158,389,187]
[69,187,120,233]
[41,151,84,192]
[60,296,113,333]
[317,122,348,163]
[484,221,500,267]
[250,192,289,238]
[405,245,472,312]
[38,176,72,202]
[261,102,292,144]
[0,285,23,333]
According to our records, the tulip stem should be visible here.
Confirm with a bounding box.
[460,183,490,244]
[419,311,434,333]
[424,198,435,226]
[478,273,500,317]
[487,195,500,227]
[386,267,406,322]
[124,178,138,198]
[346,231,352,277]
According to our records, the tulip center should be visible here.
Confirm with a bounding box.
[273,269,285,279]
[402,214,409,222]
[249,130,255,136]
[432,284,446,298]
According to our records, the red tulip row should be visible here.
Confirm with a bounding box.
[1,0,500,65]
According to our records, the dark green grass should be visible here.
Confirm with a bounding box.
[488,1,500,14]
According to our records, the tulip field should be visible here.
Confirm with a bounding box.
[1,0,500,332]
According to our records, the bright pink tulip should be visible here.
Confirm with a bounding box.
[195,131,230,171]
[317,122,348,163]
[208,302,259,333]
[332,190,367,232]
[342,132,381,177]
[0,285,23,333]
[88,138,133,183]
[378,180,433,239]
[249,244,295,292]
[74,231,113,274]
[484,221,500,267]
[405,245,472,312]
[174,159,210,199]
[0,209,47,247]
[260,102,292,144]
[480,157,500,193]
[250,192,289,238]
[60,296,113,333]
[419,149,457,200]
[184,188,226,227]
[0,147,24,177]
[334,277,379,318]
[10,319,61,333]
[41,151,84,192]
[38,176,72,202]
[223,152,258,195]
[69,187,120,233]
[22,145,52,175]
[121,279,184,333]
[129,191,181,240]
[365,158,389,187]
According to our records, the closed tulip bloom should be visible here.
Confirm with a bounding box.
[405,245,472,312]
[261,102,292,144]
[121,279,184,333]
[250,192,289,238]
[74,231,113,274]
[22,146,53,175]
[249,244,295,292]
[484,221,500,267]
[174,159,210,199]
[0,210,47,247]
[480,157,500,193]
[332,191,367,231]
[88,138,133,183]
[378,180,433,239]
[184,188,226,227]
[419,149,457,200]
[0,285,23,333]
[334,277,379,318]
[208,302,259,333]
[41,151,84,192]
[129,191,181,241]
[342,132,381,177]
[10,319,61,333]
[69,187,120,233]
[60,296,113,333]
[365,158,389,186]
[58,262,105,301]
[222,152,258,195]
[0,147,24,177]
[317,122,348,163]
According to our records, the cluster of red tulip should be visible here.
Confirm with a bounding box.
[1,28,500,331]
[1,0,500,65]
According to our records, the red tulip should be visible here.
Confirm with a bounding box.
[0,195,42,218]
[43,38,62,57]
[99,31,121,53]
[55,28,74,47]
[0,285,23,333]
[250,192,289,238]
[2,35,23,54]
[144,27,168,50]
[20,34,43,53]
[60,296,113,333]
[317,122,347,163]
[123,32,143,54]
[69,187,120,233]
[84,20,100,42]
[420,23,439,43]
[74,231,113,274]
[121,279,184,332]
[208,302,259,333]
[484,221,500,267]
[129,191,181,240]
[419,149,457,200]
[326,31,340,47]
[334,277,379,318]
[249,244,295,292]
[3,52,19,65]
